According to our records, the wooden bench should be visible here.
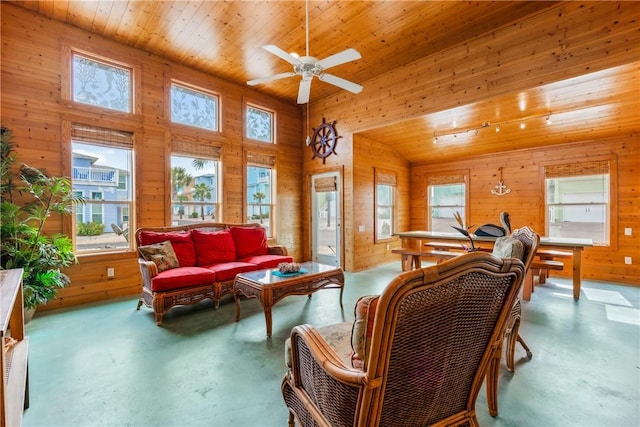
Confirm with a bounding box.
[533,249,570,284]
[391,248,460,271]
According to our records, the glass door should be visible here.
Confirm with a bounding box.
[311,172,341,267]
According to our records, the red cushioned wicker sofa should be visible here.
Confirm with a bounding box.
[135,222,292,325]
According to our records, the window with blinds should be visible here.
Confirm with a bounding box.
[427,172,468,232]
[375,168,397,242]
[246,152,276,238]
[544,160,611,244]
[170,147,221,224]
[71,123,134,253]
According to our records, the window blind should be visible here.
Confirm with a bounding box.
[314,176,337,192]
[246,152,276,168]
[544,160,609,178]
[71,123,133,148]
[428,174,466,185]
[172,140,221,160]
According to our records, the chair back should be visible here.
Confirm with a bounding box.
[360,252,524,426]
[510,226,540,272]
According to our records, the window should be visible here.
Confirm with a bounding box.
[73,191,84,224]
[428,173,467,232]
[170,81,219,131]
[545,160,611,245]
[246,153,276,237]
[246,105,274,143]
[71,124,134,253]
[375,169,396,242]
[72,52,132,113]
[170,155,221,225]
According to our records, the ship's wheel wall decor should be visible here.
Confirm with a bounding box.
[309,117,341,163]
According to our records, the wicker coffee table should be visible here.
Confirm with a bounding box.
[234,261,344,337]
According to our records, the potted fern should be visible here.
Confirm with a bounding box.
[0,127,84,316]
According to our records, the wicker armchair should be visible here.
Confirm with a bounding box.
[485,226,540,416]
[505,226,540,371]
[282,252,524,427]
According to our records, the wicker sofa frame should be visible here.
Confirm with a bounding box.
[135,222,289,325]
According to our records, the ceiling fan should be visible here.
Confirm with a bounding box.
[247,1,363,104]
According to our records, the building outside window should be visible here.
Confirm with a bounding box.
[428,173,467,232]
[246,153,275,238]
[170,155,221,225]
[545,160,611,245]
[246,105,274,143]
[72,52,132,113]
[71,124,134,252]
[170,81,219,131]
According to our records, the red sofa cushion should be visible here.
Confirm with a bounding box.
[240,254,293,269]
[150,267,215,292]
[230,226,269,259]
[138,231,196,267]
[205,261,258,282]
[192,229,237,265]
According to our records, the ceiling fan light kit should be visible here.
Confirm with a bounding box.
[246,1,362,104]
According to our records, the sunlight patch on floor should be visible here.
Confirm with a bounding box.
[582,287,632,307]
[605,305,640,326]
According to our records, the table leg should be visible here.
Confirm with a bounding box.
[234,291,241,322]
[572,249,582,300]
[264,306,273,337]
[263,289,273,337]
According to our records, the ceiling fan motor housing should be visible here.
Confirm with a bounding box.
[295,57,323,79]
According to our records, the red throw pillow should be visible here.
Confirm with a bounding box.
[191,229,237,265]
[138,231,196,267]
[230,226,269,259]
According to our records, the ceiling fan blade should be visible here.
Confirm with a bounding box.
[318,73,363,94]
[263,44,302,66]
[247,72,296,86]
[297,79,312,104]
[317,48,361,70]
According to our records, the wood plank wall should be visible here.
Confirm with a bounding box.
[1,3,303,311]
[409,137,639,284]
[302,2,639,284]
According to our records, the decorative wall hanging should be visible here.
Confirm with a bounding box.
[309,117,341,163]
[491,167,511,196]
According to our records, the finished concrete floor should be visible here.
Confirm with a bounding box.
[22,262,640,426]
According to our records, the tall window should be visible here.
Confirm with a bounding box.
[375,169,396,242]
[71,52,132,113]
[246,105,274,143]
[246,153,275,237]
[545,160,611,245]
[170,154,221,225]
[71,124,134,253]
[428,173,467,232]
[170,81,219,131]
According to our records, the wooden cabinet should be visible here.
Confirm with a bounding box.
[1,269,29,427]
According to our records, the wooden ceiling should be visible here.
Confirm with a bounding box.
[9,1,639,164]
[359,62,640,163]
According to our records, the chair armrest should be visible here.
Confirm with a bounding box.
[137,258,158,289]
[285,324,370,425]
[269,245,288,256]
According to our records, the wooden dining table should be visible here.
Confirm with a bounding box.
[395,231,593,300]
